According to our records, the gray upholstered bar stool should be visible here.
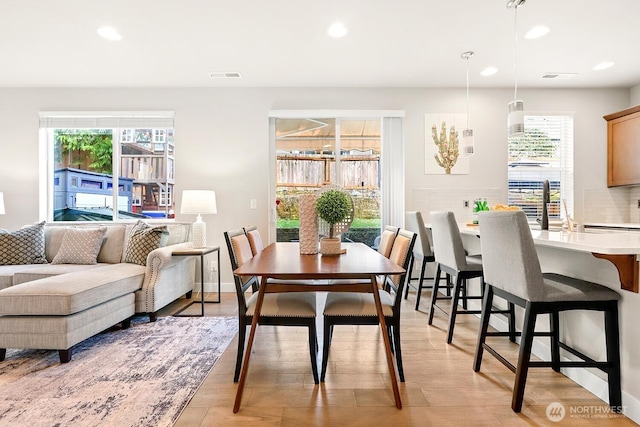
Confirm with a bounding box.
[474,210,622,413]
[403,211,436,310]
[427,211,486,343]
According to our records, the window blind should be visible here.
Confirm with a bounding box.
[38,111,174,129]
[508,115,574,219]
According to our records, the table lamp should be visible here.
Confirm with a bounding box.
[0,192,5,215]
[180,190,217,248]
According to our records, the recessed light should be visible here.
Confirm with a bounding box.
[524,26,550,39]
[208,72,243,79]
[593,61,615,71]
[97,26,122,41]
[480,67,498,76]
[327,22,348,38]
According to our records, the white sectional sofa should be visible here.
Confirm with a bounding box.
[0,220,196,362]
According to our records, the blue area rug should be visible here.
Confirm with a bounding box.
[0,316,237,427]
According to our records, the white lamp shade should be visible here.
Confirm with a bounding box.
[0,192,5,215]
[180,190,217,215]
[508,100,525,137]
[461,129,474,156]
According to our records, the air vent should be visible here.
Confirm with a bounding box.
[541,73,578,80]
[208,72,242,79]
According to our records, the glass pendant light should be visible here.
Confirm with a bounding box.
[507,0,525,137]
[461,51,474,156]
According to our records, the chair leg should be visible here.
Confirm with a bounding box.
[427,264,442,325]
[320,317,331,382]
[404,255,415,299]
[550,311,561,372]
[308,321,319,384]
[473,283,494,372]
[508,302,517,343]
[445,273,452,296]
[392,323,405,382]
[234,323,246,383]
[512,302,537,412]
[605,303,622,410]
[461,278,468,310]
[414,257,428,311]
[446,275,463,344]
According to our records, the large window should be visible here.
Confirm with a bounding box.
[508,115,573,220]
[39,112,175,222]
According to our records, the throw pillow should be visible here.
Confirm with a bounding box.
[123,220,168,266]
[0,221,48,265]
[51,227,107,265]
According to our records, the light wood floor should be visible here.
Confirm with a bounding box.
[161,290,637,427]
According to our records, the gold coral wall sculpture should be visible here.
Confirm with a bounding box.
[432,121,459,174]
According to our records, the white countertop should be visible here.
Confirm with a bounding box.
[584,222,640,230]
[458,224,640,255]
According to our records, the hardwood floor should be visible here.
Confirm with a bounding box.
[161,290,636,426]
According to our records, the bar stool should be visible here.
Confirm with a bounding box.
[474,210,622,412]
[428,211,514,344]
[403,211,436,310]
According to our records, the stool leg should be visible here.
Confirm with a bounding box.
[508,302,516,343]
[550,311,561,372]
[427,264,442,325]
[513,302,537,412]
[415,257,428,310]
[605,303,622,410]
[446,275,463,344]
[473,283,494,372]
[461,278,468,310]
[404,255,415,299]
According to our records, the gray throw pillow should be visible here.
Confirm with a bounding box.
[0,221,48,265]
[123,220,168,266]
[52,227,107,265]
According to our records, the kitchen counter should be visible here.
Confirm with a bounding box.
[458,224,640,292]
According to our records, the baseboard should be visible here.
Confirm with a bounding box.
[488,315,639,424]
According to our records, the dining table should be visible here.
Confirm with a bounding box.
[232,242,406,412]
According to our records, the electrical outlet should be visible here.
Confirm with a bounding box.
[637,199,640,209]
[208,260,217,273]
[463,200,469,208]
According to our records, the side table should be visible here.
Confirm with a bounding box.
[172,246,220,317]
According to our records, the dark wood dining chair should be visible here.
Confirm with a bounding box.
[320,229,416,382]
[474,210,622,412]
[224,228,319,384]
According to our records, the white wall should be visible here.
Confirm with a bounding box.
[631,84,640,105]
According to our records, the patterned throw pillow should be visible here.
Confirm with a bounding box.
[123,221,168,266]
[51,227,107,265]
[0,221,48,265]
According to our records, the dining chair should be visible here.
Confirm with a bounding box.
[377,226,399,258]
[320,229,416,382]
[474,210,622,412]
[243,225,264,255]
[224,228,319,384]
[428,211,515,344]
[403,211,436,310]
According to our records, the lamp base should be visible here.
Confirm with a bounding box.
[192,215,207,248]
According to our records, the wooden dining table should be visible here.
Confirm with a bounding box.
[232,242,406,412]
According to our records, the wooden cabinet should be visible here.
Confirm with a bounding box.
[604,105,640,187]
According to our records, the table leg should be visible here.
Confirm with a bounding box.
[370,274,402,409]
[200,253,205,316]
[233,275,267,413]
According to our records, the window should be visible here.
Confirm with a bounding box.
[508,115,574,220]
[39,112,175,222]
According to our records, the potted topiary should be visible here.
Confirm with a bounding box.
[315,188,352,255]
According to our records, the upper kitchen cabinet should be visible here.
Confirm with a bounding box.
[604,105,640,187]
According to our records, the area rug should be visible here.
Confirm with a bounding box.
[0,316,237,427]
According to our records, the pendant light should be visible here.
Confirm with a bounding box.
[507,0,525,137]
[461,51,474,156]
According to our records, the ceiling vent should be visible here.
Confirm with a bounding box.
[208,72,242,79]
[540,73,578,80]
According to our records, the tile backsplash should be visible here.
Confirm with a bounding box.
[582,186,640,223]
[411,187,502,223]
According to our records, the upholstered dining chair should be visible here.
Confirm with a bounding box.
[223,228,319,384]
[243,225,264,255]
[475,210,622,413]
[320,229,416,382]
[376,225,399,258]
[403,211,436,310]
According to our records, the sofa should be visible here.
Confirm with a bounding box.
[0,220,196,362]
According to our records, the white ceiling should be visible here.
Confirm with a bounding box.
[2,0,639,89]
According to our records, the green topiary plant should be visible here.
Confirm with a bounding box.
[316,189,351,239]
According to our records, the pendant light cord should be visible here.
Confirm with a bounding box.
[513,5,519,101]
[466,58,470,129]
